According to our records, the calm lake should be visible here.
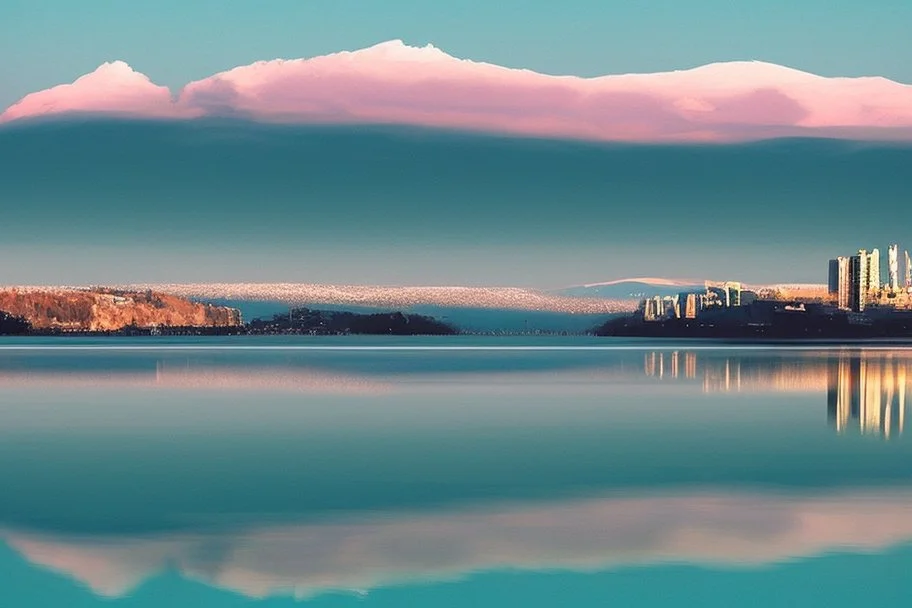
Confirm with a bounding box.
[1,336,911,606]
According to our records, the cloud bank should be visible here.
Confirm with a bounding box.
[3,40,912,142]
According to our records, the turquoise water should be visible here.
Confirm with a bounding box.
[2,336,911,606]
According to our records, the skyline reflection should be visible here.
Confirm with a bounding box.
[827,356,907,438]
[642,349,911,438]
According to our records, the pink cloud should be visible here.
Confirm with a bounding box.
[3,40,912,143]
[1,61,193,122]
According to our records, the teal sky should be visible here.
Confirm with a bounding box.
[1,122,910,287]
[2,0,912,110]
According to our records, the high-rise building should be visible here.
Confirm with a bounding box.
[836,256,851,310]
[643,295,672,321]
[888,244,900,291]
[906,250,911,289]
[723,282,741,307]
[849,251,868,312]
[868,248,881,292]
[669,295,681,319]
[828,259,840,294]
[681,292,698,319]
[642,298,657,321]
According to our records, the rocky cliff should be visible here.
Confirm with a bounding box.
[0,288,241,331]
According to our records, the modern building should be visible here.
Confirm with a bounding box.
[681,292,699,319]
[704,281,742,308]
[828,258,840,294]
[831,244,912,310]
[643,295,681,321]
[868,248,881,292]
[906,250,911,289]
[888,244,900,292]
[642,298,657,321]
[849,252,868,312]
[725,282,742,307]
[836,256,851,310]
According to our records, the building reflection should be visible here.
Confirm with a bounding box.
[827,356,907,438]
[643,351,698,380]
[643,350,910,439]
[643,351,825,392]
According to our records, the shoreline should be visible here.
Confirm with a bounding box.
[3,333,912,347]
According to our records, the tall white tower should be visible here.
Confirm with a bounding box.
[868,248,881,292]
[906,250,912,289]
[853,250,869,312]
[888,244,900,292]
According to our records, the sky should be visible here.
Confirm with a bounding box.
[1,122,910,288]
[3,0,912,111]
[2,1,912,289]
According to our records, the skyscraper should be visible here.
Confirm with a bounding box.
[850,251,868,312]
[906,250,911,289]
[723,282,742,307]
[681,292,698,319]
[828,259,839,294]
[888,244,900,291]
[836,256,851,310]
[868,248,881,292]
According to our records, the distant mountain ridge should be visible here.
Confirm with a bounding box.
[4,40,912,142]
[556,279,831,300]
[555,278,706,299]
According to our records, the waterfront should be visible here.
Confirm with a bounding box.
[2,337,912,606]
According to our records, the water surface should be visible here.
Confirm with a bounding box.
[1,337,911,606]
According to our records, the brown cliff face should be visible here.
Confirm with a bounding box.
[0,288,242,331]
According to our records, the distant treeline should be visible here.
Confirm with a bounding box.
[0,311,30,335]
[0,307,459,336]
[246,307,459,335]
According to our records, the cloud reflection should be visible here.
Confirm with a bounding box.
[0,364,390,394]
[6,489,912,600]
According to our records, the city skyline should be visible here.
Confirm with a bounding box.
[830,242,912,313]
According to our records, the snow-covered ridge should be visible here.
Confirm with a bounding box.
[119,283,638,314]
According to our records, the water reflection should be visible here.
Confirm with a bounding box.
[642,350,912,438]
[643,350,831,392]
[827,356,907,438]
[3,343,912,604]
[0,363,390,394]
[6,489,912,600]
